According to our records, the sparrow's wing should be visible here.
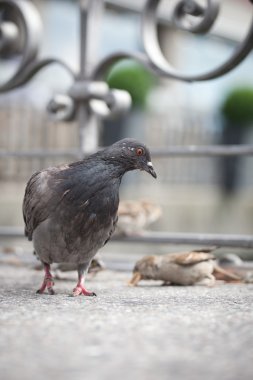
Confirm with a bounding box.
[167,251,216,266]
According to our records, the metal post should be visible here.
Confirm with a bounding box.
[78,0,104,157]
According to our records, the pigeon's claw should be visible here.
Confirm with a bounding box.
[72,285,96,297]
[36,263,55,295]
[36,277,55,295]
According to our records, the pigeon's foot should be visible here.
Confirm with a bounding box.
[36,263,55,295]
[36,277,55,295]
[72,285,96,297]
[73,265,97,297]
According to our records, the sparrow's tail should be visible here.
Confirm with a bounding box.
[213,265,243,282]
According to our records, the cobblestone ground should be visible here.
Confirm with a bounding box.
[0,264,253,380]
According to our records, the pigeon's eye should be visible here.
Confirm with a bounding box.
[136,147,144,156]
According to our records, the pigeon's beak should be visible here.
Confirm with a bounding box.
[145,161,157,179]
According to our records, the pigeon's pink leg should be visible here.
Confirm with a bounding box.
[73,265,96,297]
[36,263,55,295]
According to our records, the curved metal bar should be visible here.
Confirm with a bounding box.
[0,0,42,91]
[91,51,156,80]
[0,57,76,92]
[141,0,253,82]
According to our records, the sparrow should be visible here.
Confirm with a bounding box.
[129,248,241,287]
[115,199,162,236]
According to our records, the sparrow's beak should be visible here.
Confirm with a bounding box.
[128,272,142,286]
[145,161,157,179]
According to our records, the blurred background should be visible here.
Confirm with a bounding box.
[0,0,253,260]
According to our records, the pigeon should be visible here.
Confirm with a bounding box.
[128,248,241,287]
[23,138,156,296]
[115,199,162,236]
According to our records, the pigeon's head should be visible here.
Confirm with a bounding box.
[107,138,157,178]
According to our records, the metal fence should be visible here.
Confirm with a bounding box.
[0,0,253,248]
[1,97,253,186]
[0,94,219,183]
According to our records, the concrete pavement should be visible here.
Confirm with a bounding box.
[0,263,253,380]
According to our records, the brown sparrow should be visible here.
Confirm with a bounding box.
[129,248,241,287]
[115,200,162,236]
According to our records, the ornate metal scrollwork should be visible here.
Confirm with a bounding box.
[93,0,253,83]
[0,0,131,121]
[1,0,253,119]
[0,0,42,90]
[140,0,253,82]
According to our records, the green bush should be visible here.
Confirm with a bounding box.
[106,59,156,108]
[221,87,253,126]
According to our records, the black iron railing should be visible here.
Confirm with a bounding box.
[0,0,253,247]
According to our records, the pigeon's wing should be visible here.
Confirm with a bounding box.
[22,168,58,240]
[167,251,216,266]
[23,158,121,242]
[103,214,118,246]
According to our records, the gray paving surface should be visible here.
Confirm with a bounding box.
[0,264,253,380]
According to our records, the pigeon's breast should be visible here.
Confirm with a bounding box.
[33,180,120,264]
